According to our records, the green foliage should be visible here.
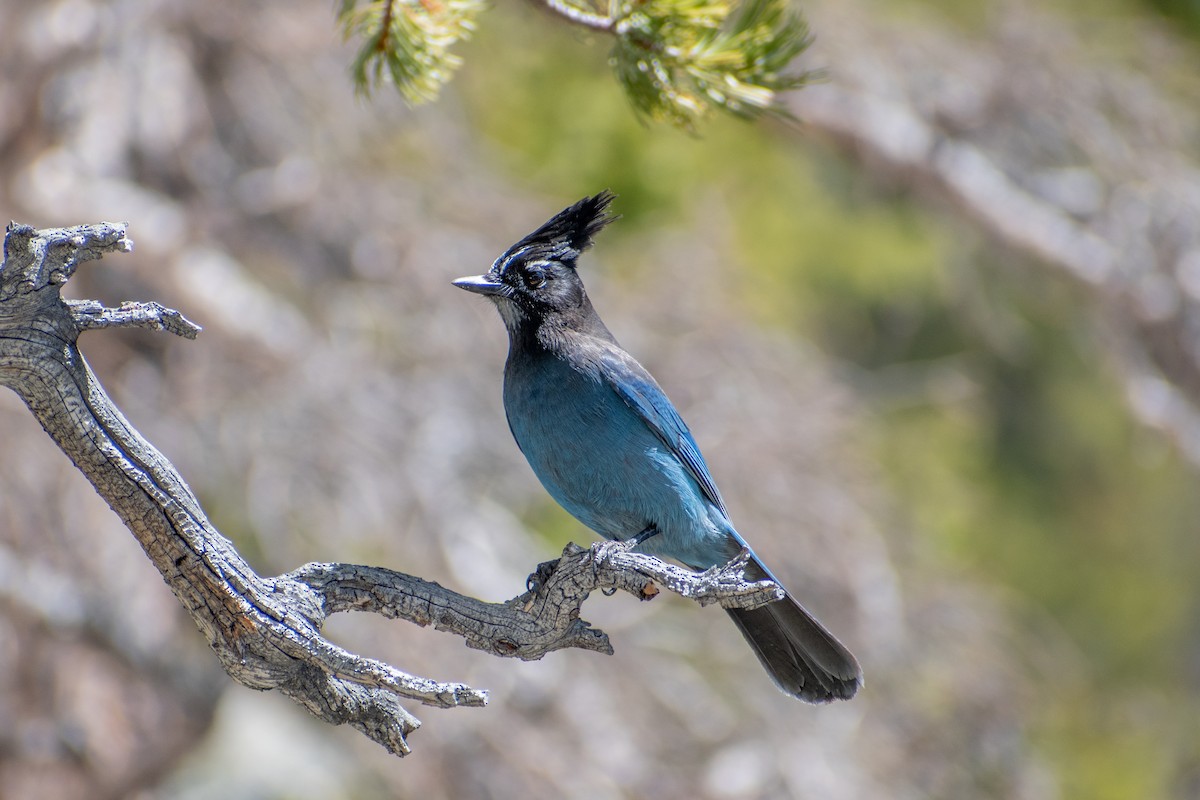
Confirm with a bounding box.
[609,0,815,127]
[1147,0,1200,36]
[339,0,484,103]
[870,261,1200,800]
[340,0,812,127]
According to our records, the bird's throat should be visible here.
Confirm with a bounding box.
[491,296,527,333]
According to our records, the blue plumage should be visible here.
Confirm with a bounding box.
[455,192,862,702]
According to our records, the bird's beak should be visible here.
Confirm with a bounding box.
[453,274,506,296]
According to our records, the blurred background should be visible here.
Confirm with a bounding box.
[1,0,1198,797]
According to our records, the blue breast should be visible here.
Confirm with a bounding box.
[503,347,738,569]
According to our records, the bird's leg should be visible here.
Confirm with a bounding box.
[626,525,660,548]
[596,526,661,595]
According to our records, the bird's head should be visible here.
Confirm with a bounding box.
[454,191,618,332]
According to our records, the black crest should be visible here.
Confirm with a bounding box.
[493,191,619,275]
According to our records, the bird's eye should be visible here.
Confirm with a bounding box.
[524,268,547,289]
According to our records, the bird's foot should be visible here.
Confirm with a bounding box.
[525,558,562,594]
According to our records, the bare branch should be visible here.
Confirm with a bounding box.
[0,219,780,756]
[292,543,780,662]
[69,299,202,339]
[530,0,615,33]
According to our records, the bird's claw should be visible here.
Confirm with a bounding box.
[525,558,561,594]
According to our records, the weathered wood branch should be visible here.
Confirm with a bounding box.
[0,221,782,757]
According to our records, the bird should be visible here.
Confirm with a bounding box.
[453,191,862,702]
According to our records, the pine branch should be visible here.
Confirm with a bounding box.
[339,0,814,127]
[339,0,484,103]
[610,0,815,128]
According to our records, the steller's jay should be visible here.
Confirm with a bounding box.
[454,191,862,702]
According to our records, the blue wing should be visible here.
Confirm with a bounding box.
[596,349,729,516]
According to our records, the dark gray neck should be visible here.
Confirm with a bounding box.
[505,295,617,360]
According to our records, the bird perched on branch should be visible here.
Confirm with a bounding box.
[454,192,861,702]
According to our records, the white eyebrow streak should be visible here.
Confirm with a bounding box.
[493,244,535,276]
[493,236,581,279]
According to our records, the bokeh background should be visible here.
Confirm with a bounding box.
[1,0,1199,797]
